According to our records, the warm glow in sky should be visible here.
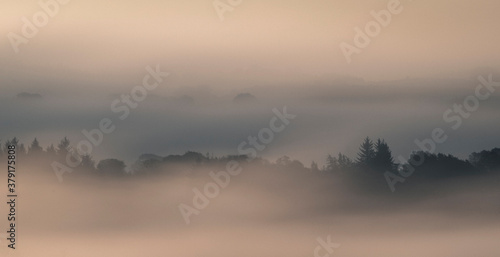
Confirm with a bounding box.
[2,0,499,92]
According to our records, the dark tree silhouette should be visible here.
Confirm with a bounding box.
[28,138,43,156]
[233,93,257,104]
[327,153,353,172]
[469,148,500,172]
[5,138,26,156]
[4,138,19,152]
[57,137,71,157]
[373,139,395,172]
[326,154,336,171]
[337,153,353,170]
[2,135,499,184]
[405,151,474,178]
[97,159,127,176]
[163,151,207,164]
[356,137,376,168]
[18,143,26,156]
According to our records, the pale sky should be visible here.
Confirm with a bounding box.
[1,0,499,93]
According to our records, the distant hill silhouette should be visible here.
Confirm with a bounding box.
[233,93,257,104]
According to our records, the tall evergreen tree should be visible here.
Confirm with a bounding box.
[5,138,19,151]
[337,153,353,170]
[373,139,395,172]
[57,137,71,157]
[327,153,353,172]
[18,143,27,157]
[326,154,337,171]
[28,138,43,156]
[356,137,375,168]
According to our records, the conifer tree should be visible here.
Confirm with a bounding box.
[357,137,375,168]
[28,138,43,155]
[373,139,395,172]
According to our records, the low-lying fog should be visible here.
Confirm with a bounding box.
[1,161,498,257]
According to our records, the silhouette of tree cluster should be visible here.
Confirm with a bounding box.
[96,159,126,176]
[0,137,100,174]
[326,153,353,172]
[0,136,499,182]
[469,148,500,172]
[326,137,500,182]
[400,151,475,179]
[326,137,395,173]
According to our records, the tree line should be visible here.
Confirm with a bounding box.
[1,137,499,178]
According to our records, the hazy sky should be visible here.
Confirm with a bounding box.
[2,1,500,165]
[2,0,500,94]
